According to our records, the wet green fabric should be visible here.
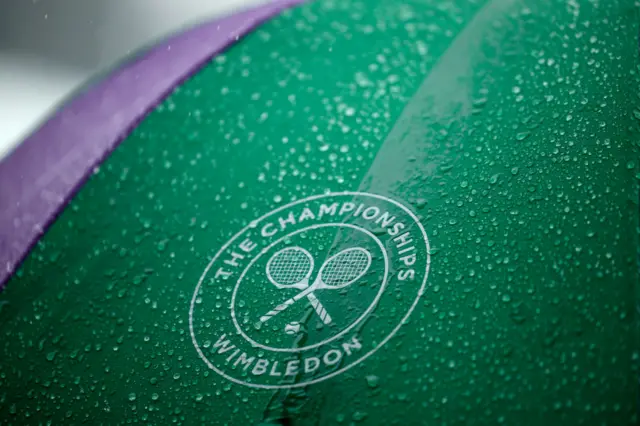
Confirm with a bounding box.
[1,0,639,424]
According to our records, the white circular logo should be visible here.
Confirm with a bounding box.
[189,192,430,389]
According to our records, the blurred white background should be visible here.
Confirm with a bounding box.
[0,0,272,160]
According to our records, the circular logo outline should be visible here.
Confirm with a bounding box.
[189,191,431,389]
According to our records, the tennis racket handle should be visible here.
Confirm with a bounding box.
[259,287,315,324]
[260,287,313,324]
[307,293,332,324]
[259,300,295,324]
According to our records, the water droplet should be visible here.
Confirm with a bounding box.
[365,375,379,388]
[352,411,368,422]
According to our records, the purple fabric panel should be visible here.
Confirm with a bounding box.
[0,0,306,287]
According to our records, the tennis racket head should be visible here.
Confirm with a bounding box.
[266,246,314,289]
[318,247,372,289]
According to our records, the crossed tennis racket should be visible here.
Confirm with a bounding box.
[259,246,372,325]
